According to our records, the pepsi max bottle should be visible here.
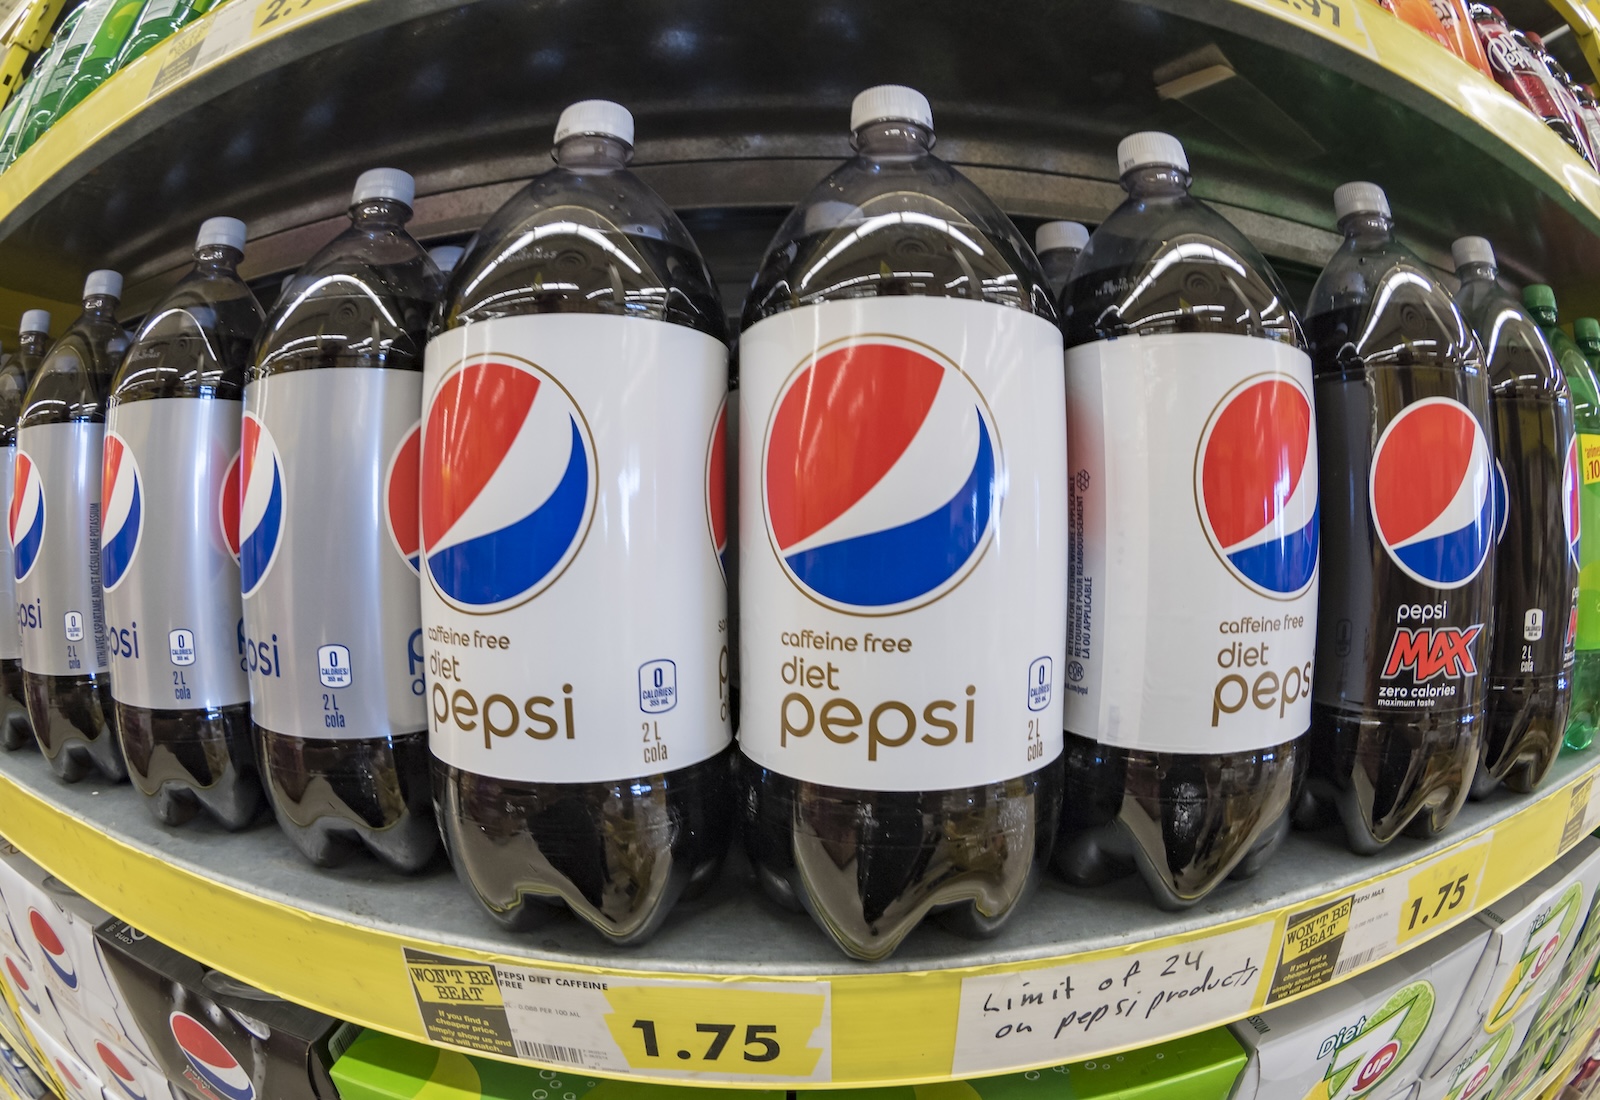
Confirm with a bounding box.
[1304,183,1492,852]
[740,86,1066,961]
[107,217,265,829]
[1057,133,1315,908]
[1453,239,1575,796]
[242,168,443,871]
[16,271,130,783]
[425,101,732,944]
[0,312,48,751]
[1036,220,1088,301]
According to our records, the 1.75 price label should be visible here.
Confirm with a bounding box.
[605,985,826,1078]
[1397,840,1490,948]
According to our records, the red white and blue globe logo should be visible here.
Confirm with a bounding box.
[101,432,143,593]
[170,1011,254,1100]
[9,450,43,583]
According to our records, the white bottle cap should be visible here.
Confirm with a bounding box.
[1451,236,1496,270]
[84,270,122,300]
[553,100,635,146]
[351,168,415,208]
[1333,181,1390,220]
[850,85,933,132]
[1117,132,1188,175]
[1036,221,1090,254]
[428,244,465,274]
[19,310,48,335]
[196,216,247,253]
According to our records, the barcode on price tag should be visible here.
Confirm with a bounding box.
[404,949,833,1083]
[950,923,1270,1076]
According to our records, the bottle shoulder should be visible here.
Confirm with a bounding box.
[20,321,126,426]
[1457,283,1566,398]
[1306,243,1475,374]
[114,279,264,401]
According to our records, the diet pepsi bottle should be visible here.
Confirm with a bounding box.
[424,101,732,944]
[16,272,130,782]
[0,312,48,750]
[1058,133,1315,907]
[740,86,1065,960]
[242,168,444,870]
[107,217,265,829]
[1304,184,1492,852]
[1036,220,1088,301]
[1453,239,1575,796]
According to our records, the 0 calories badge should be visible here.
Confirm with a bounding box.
[762,336,1001,616]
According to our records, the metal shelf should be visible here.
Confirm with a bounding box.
[0,743,1595,1087]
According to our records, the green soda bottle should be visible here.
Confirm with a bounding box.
[18,0,121,152]
[1528,285,1600,750]
[57,0,148,119]
[114,0,217,70]
[0,5,85,169]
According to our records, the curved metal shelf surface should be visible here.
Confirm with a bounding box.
[0,0,1595,321]
[0,744,1596,1087]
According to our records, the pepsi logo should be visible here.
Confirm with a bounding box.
[1492,460,1509,546]
[4,957,37,1013]
[171,1011,253,1100]
[762,337,999,614]
[1370,398,1493,589]
[422,356,596,612]
[96,1040,146,1100]
[707,397,727,577]
[239,414,284,598]
[101,432,143,592]
[1194,374,1319,600]
[219,448,241,562]
[386,422,420,574]
[27,908,74,989]
[9,450,43,583]
[1566,436,1581,566]
[1354,1040,1400,1093]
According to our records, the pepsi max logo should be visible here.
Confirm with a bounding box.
[9,450,43,583]
[170,1011,254,1100]
[27,908,74,989]
[96,1041,146,1100]
[1194,374,1318,599]
[422,356,596,612]
[220,448,241,562]
[1354,1040,1400,1093]
[4,957,37,1013]
[1493,460,1509,546]
[101,432,143,592]
[387,422,420,574]
[239,414,284,598]
[1370,398,1493,589]
[1566,436,1581,566]
[762,338,999,614]
[707,397,728,577]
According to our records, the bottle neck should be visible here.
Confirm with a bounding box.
[1120,165,1190,198]
[553,133,632,171]
[82,295,118,320]
[1530,306,1559,328]
[1338,211,1394,245]
[17,333,47,358]
[852,120,934,161]
[193,244,243,274]
[1456,261,1497,285]
[350,197,412,229]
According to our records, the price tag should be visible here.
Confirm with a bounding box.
[1236,0,1376,56]
[404,950,832,1083]
[250,0,339,37]
[1584,434,1600,486]
[1396,840,1490,948]
[950,922,1270,1076]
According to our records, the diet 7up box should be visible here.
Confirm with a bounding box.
[1227,917,1488,1100]
[1425,836,1600,1079]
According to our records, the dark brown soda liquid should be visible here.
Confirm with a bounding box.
[20,297,128,783]
[740,128,1062,960]
[0,334,41,751]
[431,141,733,944]
[1058,166,1304,907]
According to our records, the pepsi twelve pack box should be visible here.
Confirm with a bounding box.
[1423,838,1600,1086]
[95,919,351,1100]
[1227,916,1490,1100]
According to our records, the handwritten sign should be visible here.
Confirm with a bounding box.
[951,923,1271,1076]
[1236,0,1376,57]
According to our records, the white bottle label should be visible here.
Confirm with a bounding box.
[738,297,1067,791]
[1063,332,1319,755]
[422,314,731,784]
